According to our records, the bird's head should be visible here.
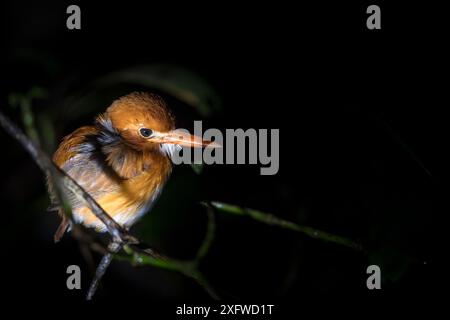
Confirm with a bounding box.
[96,92,218,157]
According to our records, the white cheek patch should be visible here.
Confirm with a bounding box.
[160,143,182,162]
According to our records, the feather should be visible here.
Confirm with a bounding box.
[50,93,175,232]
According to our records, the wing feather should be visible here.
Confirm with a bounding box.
[50,126,122,210]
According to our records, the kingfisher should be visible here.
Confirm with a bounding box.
[50,92,217,241]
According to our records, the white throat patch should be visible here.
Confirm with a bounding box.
[160,143,182,162]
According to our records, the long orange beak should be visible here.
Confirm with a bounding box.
[153,130,221,148]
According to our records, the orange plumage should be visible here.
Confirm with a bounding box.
[51,92,214,240]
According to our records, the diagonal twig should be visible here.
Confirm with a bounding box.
[0,110,126,242]
[207,201,364,252]
[1,109,219,300]
[86,240,123,300]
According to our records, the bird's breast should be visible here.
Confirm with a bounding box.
[78,152,172,231]
[53,129,173,232]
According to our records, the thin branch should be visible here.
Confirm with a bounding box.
[0,110,48,171]
[208,201,364,252]
[119,245,220,300]
[0,110,126,242]
[195,204,216,262]
[117,205,220,299]
[57,171,127,242]
[1,109,219,300]
[86,240,123,300]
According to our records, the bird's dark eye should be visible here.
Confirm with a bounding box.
[139,128,153,138]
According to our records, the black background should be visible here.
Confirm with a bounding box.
[0,0,445,314]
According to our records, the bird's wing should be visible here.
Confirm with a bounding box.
[53,126,98,166]
[51,126,122,210]
[60,153,122,207]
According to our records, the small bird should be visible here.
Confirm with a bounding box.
[50,92,216,241]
